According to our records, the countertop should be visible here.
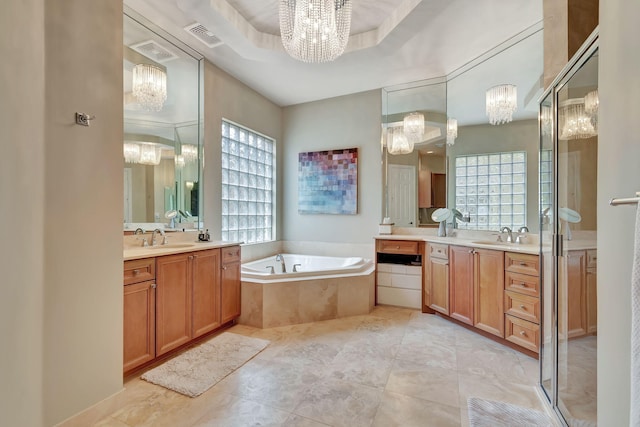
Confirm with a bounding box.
[375,230,596,255]
[123,235,242,261]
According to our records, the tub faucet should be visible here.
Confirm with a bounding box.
[151,228,165,246]
[275,254,287,273]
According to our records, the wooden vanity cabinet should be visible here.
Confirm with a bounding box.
[221,245,241,324]
[474,248,505,338]
[449,245,474,325]
[425,243,449,315]
[560,249,597,339]
[192,249,222,338]
[155,253,193,356]
[586,249,597,334]
[123,259,156,372]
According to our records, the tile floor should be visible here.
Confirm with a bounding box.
[72,306,545,427]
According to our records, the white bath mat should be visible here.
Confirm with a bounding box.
[467,397,554,427]
[141,332,269,397]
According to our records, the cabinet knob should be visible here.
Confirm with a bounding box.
[151,283,157,289]
[222,265,227,270]
[520,330,527,336]
[396,246,400,249]
[519,304,526,310]
[133,269,140,275]
[468,249,474,254]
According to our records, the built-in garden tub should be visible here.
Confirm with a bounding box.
[239,254,375,328]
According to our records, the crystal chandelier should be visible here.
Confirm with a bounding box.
[123,142,162,165]
[181,144,198,163]
[174,154,185,169]
[280,0,352,63]
[387,126,413,155]
[132,64,167,112]
[486,84,517,125]
[540,105,553,137]
[403,112,424,143]
[446,118,457,146]
[559,98,598,140]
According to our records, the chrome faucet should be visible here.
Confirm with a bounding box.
[275,254,287,273]
[515,226,529,244]
[134,227,144,235]
[500,226,513,243]
[451,209,471,229]
[151,228,165,246]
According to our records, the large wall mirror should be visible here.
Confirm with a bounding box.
[123,10,203,232]
[446,26,543,233]
[381,25,544,233]
[381,79,447,227]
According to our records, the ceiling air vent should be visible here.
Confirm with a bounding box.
[129,40,178,63]
[184,23,223,48]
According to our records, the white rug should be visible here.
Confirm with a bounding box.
[467,397,554,427]
[141,332,269,397]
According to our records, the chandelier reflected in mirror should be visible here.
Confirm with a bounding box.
[132,64,167,112]
[387,126,414,155]
[486,84,517,125]
[446,118,457,146]
[280,0,352,63]
[403,112,424,143]
[123,142,163,165]
[559,98,598,140]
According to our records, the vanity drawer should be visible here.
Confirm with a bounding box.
[124,258,155,285]
[221,245,241,263]
[505,271,540,297]
[376,239,419,255]
[428,243,448,260]
[504,291,540,324]
[505,252,539,276]
[505,314,539,353]
[587,250,597,269]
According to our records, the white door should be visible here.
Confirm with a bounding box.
[124,168,132,223]
[388,164,416,227]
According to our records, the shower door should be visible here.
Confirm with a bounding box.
[539,31,599,426]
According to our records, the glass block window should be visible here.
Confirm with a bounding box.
[454,151,527,230]
[221,120,275,243]
[539,149,552,218]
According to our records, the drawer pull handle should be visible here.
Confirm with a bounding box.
[519,262,527,266]
[133,269,140,275]
[519,304,526,310]
[520,331,527,336]
[517,283,527,288]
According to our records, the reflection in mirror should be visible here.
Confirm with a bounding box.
[381,79,447,227]
[446,27,543,232]
[123,11,203,232]
[556,48,598,426]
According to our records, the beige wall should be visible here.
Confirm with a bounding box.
[282,90,382,243]
[447,119,540,232]
[203,61,283,241]
[43,1,124,425]
[598,1,640,424]
[0,1,45,426]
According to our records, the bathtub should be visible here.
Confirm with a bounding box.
[241,254,373,282]
[239,254,375,328]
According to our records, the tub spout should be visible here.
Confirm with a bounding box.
[275,254,287,273]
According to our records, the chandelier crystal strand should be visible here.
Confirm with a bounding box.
[123,143,141,163]
[559,98,598,140]
[403,112,425,143]
[387,126,414,155]
[132,64,167,112]
[486,84,517,125]
[280,0,352,63]
[181,144,198,163]
[446,118,458,146]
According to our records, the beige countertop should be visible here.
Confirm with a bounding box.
[123,233,242,261]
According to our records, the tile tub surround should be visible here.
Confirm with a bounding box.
[61,307,546,427]
[239,272,375,328]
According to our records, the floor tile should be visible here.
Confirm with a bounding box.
[372,390,460,427]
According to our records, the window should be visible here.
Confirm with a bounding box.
[454,151,527,230]
[221,120,275,243]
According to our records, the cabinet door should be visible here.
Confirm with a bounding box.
[428,257,449,315]
[562,251,587,338]
[156,253,192,356]
[586,267,597,334]
[221,260,241,324]
[474,248,505,337]
[192,249,222,338]
[449,245,474,325]
[123,280,155,373]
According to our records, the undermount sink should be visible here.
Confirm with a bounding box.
[146,243,196,250]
